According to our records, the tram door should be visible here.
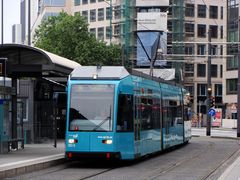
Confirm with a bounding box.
[134,93,141,157]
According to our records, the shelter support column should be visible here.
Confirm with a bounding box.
[11,78,17,149]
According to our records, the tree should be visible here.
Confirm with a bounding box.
[33,12,121,66]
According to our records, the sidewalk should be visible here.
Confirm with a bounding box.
[218,150,240,180]
[0,140,65,179]
[192,127,237,139]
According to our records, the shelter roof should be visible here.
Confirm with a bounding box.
[0,44,80,78]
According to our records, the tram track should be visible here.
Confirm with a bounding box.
[12,161,116,180]
[202,145,240,180]
[8,137,240,180]
[147,138,240,180]
[146,141,217,180]
[78,168,115,180]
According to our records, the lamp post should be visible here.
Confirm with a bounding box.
[1,0,3,45]
[28,0,31,45]
[206,29,212,136]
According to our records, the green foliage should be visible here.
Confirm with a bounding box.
[33,12,121,66]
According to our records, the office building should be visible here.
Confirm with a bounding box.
[12,24,22,44]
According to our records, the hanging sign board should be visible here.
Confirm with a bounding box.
[136,0,169,7]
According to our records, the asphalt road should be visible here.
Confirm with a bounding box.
[6,136,240,180]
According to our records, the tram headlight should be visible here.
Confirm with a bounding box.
[68,139,78,144]
[102,139,113,144]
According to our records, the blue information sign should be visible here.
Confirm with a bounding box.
[208,108,216,117]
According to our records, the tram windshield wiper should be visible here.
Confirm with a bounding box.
[92,106,111,131]
[92,117,110,131]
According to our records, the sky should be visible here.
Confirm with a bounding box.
[0,0,20,43]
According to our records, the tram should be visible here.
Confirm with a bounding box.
[65,66,191,160]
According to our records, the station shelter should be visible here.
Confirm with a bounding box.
[0,44,80,153]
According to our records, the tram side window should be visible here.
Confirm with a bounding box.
[141,97,153,130]
[117,94,133,132]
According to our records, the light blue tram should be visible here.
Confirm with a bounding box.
[65,66,191,160]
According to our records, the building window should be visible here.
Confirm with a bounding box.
[185,64,194,72]
[220,45,223,56]
[106,7,111,20]
[114,24,120,36]
[210,25,218,38]
[185,86,194,96]
[220,65,223,78]
[82,0,88,4]
[185,23,194,36]
[227,44,238,55]
[198,4,206,18]
[215,84,222,97]
[82,10,88,22]
[228,5,238,20]
[43,0,65,6]
[90,9,96,22]
[227,56,238,70]
[209,6,218,19]
[211,65,218,78]
[220,26,223,39]
[228,31,238,42]
[114,6,121,19]
[197,44,206,55]
[98,27,104,40]
[185,4,194,17]
[197,64,206,77]
[106,26,111,39]
[197,24,206,37]
[74,0,80,6]
[221,6,223,19]
[90,0,96,3]
[90,28,96,37]
[226,79,237,94]
[198,84,207,96]
[211,45,218,55]
[98,8,104,21]
[185,45,194,55]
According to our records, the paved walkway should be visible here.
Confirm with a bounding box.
[0,141,65,179]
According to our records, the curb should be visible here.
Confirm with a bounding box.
[192,134,240,140]
[0,154,65,179]
[211,136,240,140]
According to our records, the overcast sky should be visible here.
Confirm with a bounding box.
[0,0,20,43]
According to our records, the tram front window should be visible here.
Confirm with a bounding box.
[69,84,114,132]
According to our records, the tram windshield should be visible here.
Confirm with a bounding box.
[69,84,114,132]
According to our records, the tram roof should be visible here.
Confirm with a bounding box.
[0,44,80,78]
[70,66,181,88]
[70,66,129,80]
